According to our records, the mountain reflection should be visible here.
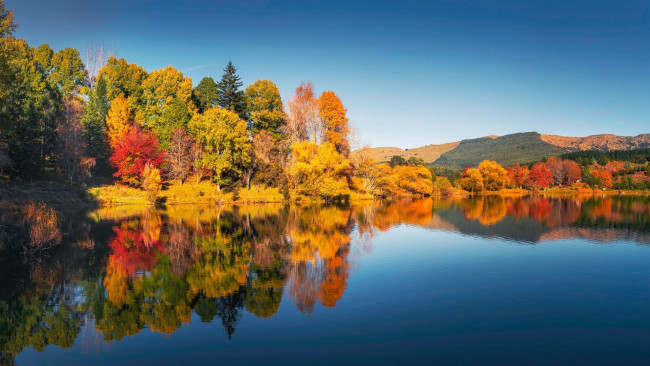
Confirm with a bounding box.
[1,195,649,363]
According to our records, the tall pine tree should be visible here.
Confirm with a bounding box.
[81,77,110,172]
[216,61,246,119]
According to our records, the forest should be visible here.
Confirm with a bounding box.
[1,0,649,207]
[0,0,436,203]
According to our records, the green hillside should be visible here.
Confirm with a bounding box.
[433,132,566,167]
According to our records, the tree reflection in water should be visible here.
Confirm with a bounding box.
[1,195,650,363]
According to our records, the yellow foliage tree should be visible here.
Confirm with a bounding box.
[478,160,509,191]
[461,167,484,193]
[105,94,131,149]
[289,141,351,199]
[142,163,162,204]
[392,165,433,195]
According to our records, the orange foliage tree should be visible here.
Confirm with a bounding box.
[318,91,350,157]
[507,163,530,188]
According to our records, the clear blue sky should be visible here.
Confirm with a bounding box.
[7,0,650,148]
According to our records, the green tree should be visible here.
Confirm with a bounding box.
[97,56,147,120]
[389,155,406,168]
[216,61,246,118]
[244,79,285,138]
[141,66,194,146]
[81,77,110,170]
[194,76,219,113]
[188,107,252,190]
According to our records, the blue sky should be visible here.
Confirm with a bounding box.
[7,0,650,148]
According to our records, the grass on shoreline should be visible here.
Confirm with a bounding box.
[2,180,649,207]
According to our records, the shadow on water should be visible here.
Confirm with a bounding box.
[0,195,649,364]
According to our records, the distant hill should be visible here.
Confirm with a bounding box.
[433,132,565,167]
[540,134,650,152]
[356,132,650,168]
[354,141,460,163]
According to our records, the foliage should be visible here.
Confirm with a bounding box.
[216,61,246,118]
[56,94,94,184]
[478,160,509,191]
[392,165,433,195]
[81,77,110,169]
[389,155,406,168]
[194,77,219,113]
[166,127,194,184]
[188,107,251,189]
[526,162,553,190]
[592,170,613,189]
[507,163,529,188]
[285,82,318,145]
[245,79,285,138]
[109,126,165,186]
[289,141,351,199]
[105,94,132,148]
[460,167,484,193]
[0,201,61,254]
[561,148,650,165]
[318,91,350,157]
[97,56,147,119]
[141,66,194,147]
[142,163,162,203]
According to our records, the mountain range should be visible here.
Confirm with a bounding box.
[357,132,650,167]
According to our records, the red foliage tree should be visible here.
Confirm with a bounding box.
[563,160,582,185]
[507,163,530,188]
[110,126,165,186]
[526,163,553,190]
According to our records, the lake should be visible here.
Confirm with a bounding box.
[2,195,650,365]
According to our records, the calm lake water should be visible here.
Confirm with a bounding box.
[2,196,650,365]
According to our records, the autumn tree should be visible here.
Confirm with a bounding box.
[105,94,132,149]
[188,107,251,190]
[142,163,162,203]
[318,91,350,157]
[393,165,433,195]
[194,77,219,113]
[56,94,94,184]
[461,168,484,193]
[354,153,392,195]
[216,61,246,118]
[526,163,553,190]
[109,126,165,186]
[563,160,582,185]
[97,56,147,118]
[507,163,530,188]
[478,160,508,191]
[244,80,285,138]
[289,141,351,199]
[141,66,194,147]
[247,130,286,188]
[592,170,613,189]
[166,127,194,184]
[284,82,319,145]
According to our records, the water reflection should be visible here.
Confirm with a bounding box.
[1,195,650,363]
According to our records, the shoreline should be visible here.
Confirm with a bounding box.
[2,182,649,208]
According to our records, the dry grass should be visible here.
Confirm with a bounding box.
[0,201,62,254]
[238,185,284,203]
